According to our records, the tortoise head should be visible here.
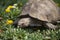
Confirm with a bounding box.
[13,17,31,28]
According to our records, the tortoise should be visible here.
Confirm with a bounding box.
[13,0,60,29]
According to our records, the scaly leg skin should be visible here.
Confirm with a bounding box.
[45,23,58,29]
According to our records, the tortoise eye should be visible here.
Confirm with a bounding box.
[21,23,24,26]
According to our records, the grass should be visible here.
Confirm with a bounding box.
[0,0,60,40]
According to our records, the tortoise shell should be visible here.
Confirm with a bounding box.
[19,0,59,22]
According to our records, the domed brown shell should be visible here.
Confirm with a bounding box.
[20,0,60,22]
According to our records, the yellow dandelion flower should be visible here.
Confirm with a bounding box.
[6,20,13,24]
[5,5,15,13]
[8,5,14,9]
[5,8,10,13]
